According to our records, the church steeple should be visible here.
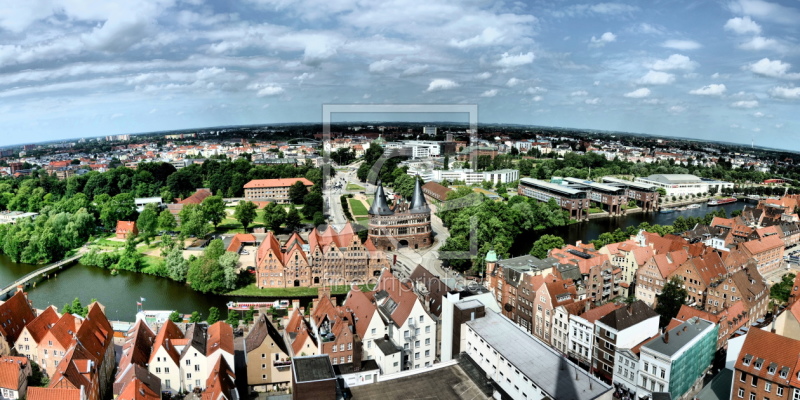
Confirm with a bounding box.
[408,176,430,214]
[368,180,394,215]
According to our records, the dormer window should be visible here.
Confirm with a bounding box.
[767,363,777,375]
[742,354,752,366]
[754,358,764,370]
[780,367,789,379]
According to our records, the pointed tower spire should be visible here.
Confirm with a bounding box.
[368,180,394,215]
[409,176,430,214]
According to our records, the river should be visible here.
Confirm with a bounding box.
[0,200,747,319]
[510,200,748,256]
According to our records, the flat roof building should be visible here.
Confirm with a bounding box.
[465,309,612,400]
[634,174,732,197]
[518,178,590,220]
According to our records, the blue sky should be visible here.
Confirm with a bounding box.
[0,0,799,150]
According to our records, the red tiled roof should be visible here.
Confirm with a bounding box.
[118,378,160,400]
[742,235,784,254]
[0,356,27,389]
[579,302,622,323]
[226,234,256,253]
[0,291,36,343]
[24,305,59,344]
[737,328,800,384]
[375,269,419,327]
[27,388,82,400]
[178,188,212,205]
[344,289,378,338]
[207,322,234,357]
[149,320,184,365]
[202,357,236,400]
[243,178,313,189]
[116,221,136,233]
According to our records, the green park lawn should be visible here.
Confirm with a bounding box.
[348,198,369,216]
[346,183,365,191]
[227,283,375,297]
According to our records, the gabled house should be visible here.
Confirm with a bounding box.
[148,320,183,394]
[0,290,36,351]
[245,312,291,392]
[592,301,660,383]
[14,305,58,363]
[115,221,138,239]
[0,356,31,399]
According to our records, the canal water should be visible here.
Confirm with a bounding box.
[0,201,747,319]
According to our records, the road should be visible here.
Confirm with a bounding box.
[324,162,360,228]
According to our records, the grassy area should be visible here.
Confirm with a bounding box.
[356,217,370,227]
[94,238,126,248]
[588,207,604,214]
[366,198,373,206]
[141,256,166,275]
[621,204,639,210]
[348,198,369,216]
[227,283,376,297]
[346,183,365,191]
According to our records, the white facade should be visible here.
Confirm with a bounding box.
[552,305,575,355]
[149,347,181,394]
[569,314,596,366]
[386,141,441,159]
[633,174,733,197]
[179,346,208,392]
[597,315,660,350]
[411,168,519,185]
[387,301,436,370]
[613,349,640,393]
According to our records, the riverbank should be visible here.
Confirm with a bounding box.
[227,283,376,297]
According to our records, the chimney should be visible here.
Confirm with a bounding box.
[292,299,300,310]
[584,301,591,313]
[663,330,669,344]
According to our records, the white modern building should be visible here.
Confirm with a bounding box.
[633,174,733,197]
[411,168,519,185]
[134,197,164,212]
[465,310,612,400]
[385,140,441,159]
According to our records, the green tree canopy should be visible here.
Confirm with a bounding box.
[288,181,309,204]
[285,207,301,232]
[158,208,177,231]
[234,201,258,232]
[655,276,688,327]
[136,203,159,242]
[189,311,202,323]
[529,234,565,259]
[201,195,227,228]
[207,306,221,324]
[168,310,182,323]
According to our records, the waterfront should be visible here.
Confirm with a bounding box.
[511,201,746,256]
[0,200,746,318]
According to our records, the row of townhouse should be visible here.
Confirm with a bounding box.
[0,290,115,400]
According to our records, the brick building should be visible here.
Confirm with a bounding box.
[367,178,433,252]
[243,178,313,204]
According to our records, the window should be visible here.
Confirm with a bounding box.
[644,362,649,372]
[765,382,771,392]
[425,350,430,357]
[737,388,744,398]
[166,380,171,389]
[195,364,200,371]
[425,338,431,346]
[426,326,431,333]
[340,344,345,351]
[660,369,665,379]
[156,367,162,373]
[371,328,376,335]
[740,372,746,382]
[749,393,755,400]
[777,386,783,396]
[420,315,424,322]
[415,352,420,360]
[752,375,758,387]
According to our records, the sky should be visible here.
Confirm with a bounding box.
[1,0,799,150]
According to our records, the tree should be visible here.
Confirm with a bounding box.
[62,297,89,317]
[529,234,565,259]
[136,203,159,243]
[288,181,309,204]
[234,201,258,232]
[28,360,49,387]
[168,310,182,323]
[285,207,301,232]
[655,276,688,327]
[207,306,221,324]
[201,195,227,228]
[770,273,796,303]
[262,202,286,231]
[225,310,240,329]
[179,203,210,237]
[443,154,449,170]
[302,191,323,219]
[115,232,144,272]
[244,306,256,325]
[165,247,190,281]
[189,311,202,323]
[158,209,177,231]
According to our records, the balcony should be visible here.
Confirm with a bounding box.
[273,360,292,369]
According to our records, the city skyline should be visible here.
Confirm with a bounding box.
[1,0,799,150]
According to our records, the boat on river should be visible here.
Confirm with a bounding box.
[226,300,290,311]
[708,197,737,206]
[687,204,701,209]
[659,208,675,214]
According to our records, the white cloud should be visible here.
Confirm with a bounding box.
[747,58,800,79]
[476,72,492,80]
[711,72,730,79]
[506,77,523,87]
[110,113,124,119]
[401,65,428,77]
[724,16,761,34]
[769,86,800,99]
[362,94,371,99]
[81,14,152,52]
[495,52,535,68]
[553,3,639,17]
[689,84,726,96]
[624,88,651,98]
[570,90,588,96]
[590,32,616,47]
[369,58,401,73]
[661,39,701,50]
[525,86,547,94]
[643,98,662,104]
[293,72,315,82]
[532,95,543,102]
[730,100,759,108]
[651,54,698,71]
[480,89,498,97]
[753,112,765,117]
[727,0,800,25]
[247,82,285,97]
[637,70,676,85]
[426,79,459,92]
[450,27,504,48]
[585,98,600,104]
[738,36,785,52]
[669,105,686,113]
